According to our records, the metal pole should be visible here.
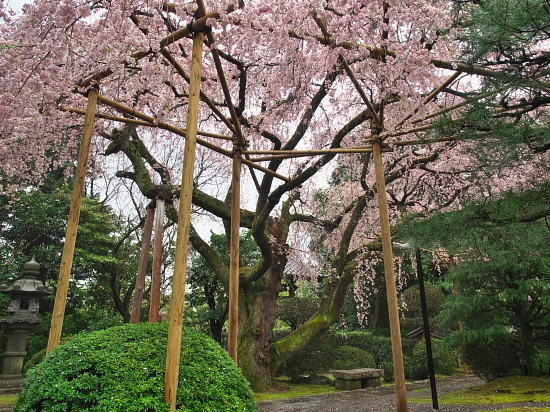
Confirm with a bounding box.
[415,247,438,410]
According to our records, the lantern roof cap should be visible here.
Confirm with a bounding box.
[0,258,53,296]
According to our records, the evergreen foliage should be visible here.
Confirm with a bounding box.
[13,323,257,412]
[402,284,446,323]
[461,332,523,380]
[332,345,375,370]
[398,184,550,376]
[276,297,319,330]
[406,340,457,380]
[274,330,455,382]
[454,0,550,65]
[187,230,261,341]
[440,0,550,162]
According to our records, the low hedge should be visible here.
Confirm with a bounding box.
[332,346,375,370]
[275,329,456,382]
[462,334,522,381]
[405,339,456,380]
[14,323,256,412]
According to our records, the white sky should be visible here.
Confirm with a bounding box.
[3,0,27,13]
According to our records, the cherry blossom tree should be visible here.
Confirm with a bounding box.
[1,0,547,391]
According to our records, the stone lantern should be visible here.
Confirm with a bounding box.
[0,258,53,390]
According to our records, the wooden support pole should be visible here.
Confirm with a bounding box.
[149,197,165,323]
[372,141,408,412]
[339,55,381,125]
[130,203,156,324]
[240,158,292,182]
[46,87,99,355]
[163,31,205,411]
[395,72,462,128]
[390,135,456,146]
[228,145,242,362]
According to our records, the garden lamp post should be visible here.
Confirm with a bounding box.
[0,258,53,390]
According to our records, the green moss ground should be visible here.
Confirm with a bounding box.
[255,383,337,402]
[476,408,550,412]
[0,394,17,407]
[411,376,550,405]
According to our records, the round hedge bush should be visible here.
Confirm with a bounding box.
[332,345,375,370]
[14,323,256,412]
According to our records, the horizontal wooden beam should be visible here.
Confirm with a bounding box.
[96,95,233,158]
[60,106,234,141]
[243,146,386,155]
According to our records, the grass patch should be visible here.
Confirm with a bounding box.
[0,394,17,407]
[411,376,550,405]
[255,383,337,402]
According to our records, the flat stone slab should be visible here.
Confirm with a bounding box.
[331,368,384,380]
[332,368,384,391]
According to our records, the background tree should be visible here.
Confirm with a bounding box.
[276,297,319,331]
[0,183,143,322]
[0,183,143,365]
[401,283,446,330]
[399,185,550,376]
[187,230,261,342]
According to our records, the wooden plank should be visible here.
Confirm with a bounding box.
[163,31,205,411]
[228,146,241,362]
[242,147,378,155]
[130,203,155,324]
[96,95,234,157]
[46,87,99,354]
[149,198,165,323]
[372,142,408,412]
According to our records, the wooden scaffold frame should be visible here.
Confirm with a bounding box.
[43,1,523,410]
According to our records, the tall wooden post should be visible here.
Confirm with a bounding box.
[228,141,242,362]
[372,141,408,412]
[130,203,155,324]
[163,31,204,411]
[46,87,99,355]
[149,197,165,322]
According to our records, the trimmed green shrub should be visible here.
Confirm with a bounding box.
[275,329,458,383]
[339,332,396,381]
[276,329,342,381]
[14,323,256,412]
[276,298,318,330]
[405,339,457,380]
[23,336,73,373]
[462,334,522,381]
[533,350,550,375]
[276,330,399,382]
[332,346,375,370]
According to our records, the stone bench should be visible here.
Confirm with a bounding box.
[331,368,384,390]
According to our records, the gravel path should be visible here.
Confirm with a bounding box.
[257,374,550,412]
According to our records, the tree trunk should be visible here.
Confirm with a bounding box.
[520,321,538,376]
[238,266,284,391]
